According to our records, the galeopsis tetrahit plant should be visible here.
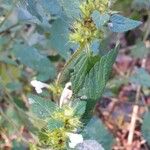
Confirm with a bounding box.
[28,0,142,149]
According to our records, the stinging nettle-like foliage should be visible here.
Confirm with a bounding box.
[26,0,142,149]
[1,0,148,150]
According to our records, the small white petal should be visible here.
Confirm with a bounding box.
[31,80,48,88]
[59,82,72,107]
[69,142,77,148]
[67,133,83,148]
[35,88,43,94]
[65,82,71,88]
[30,80,49,94]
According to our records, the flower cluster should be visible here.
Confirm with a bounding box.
[39,128,67,150]
[80,0,109,18]
[39,106,83,150]
[70,0,109,47]
[30,80,82,149]
[52,106,81,131]
[70,19,103,46]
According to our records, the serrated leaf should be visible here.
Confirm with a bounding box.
[71,52,100,94]
[73,100,87,117]
[91,10,110,28]
[83,116,114,150]
[28,94,57,119]
[130,68,150,88]
[142,112,150,144]
[47,119,64,131]
[82,48,118,100]
[13,44,56,81]
[71,48,118,121]
[131,42,149,59]
[58,48,83,84]
[71,54,90,94]
[80,48,118,121]
[109,14,142,32]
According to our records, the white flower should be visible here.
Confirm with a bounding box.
[30,80,49,94]
[67,133,83,148]
[59,82,72,107]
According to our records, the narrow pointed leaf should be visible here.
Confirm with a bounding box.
[109,14,142,32]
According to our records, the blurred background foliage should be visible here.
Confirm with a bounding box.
[0,0,150,149]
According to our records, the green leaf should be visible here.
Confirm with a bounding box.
[26,0,43,22]
[83,116,114,150]
[58,48,83,84]
[71,52,100,94]
[49,18,70,60]
[91,10,110,28]
[82,48,118,100]
[28,94,57,119]
[73,100,87,117]
[13,44,56,81]
[80,48,118,121]
[130,68,150,88]
[131,42,149,59]
[39,0,61,16]
[109,14,142,32]
[59,0,81,21]
[47,119,64,131]
[70,48,117,121]
[142,112,150,144]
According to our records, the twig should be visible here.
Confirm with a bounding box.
[135,86,141,104]
[127,105,139,146]
[127,58,146,147]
